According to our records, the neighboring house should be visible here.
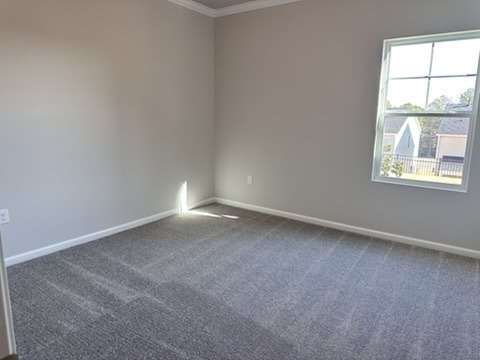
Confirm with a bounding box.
[435,118,468,159]
[436,104,471,159]
[435,104,471,177]
[435,116,468,177]
[383,116,421,157]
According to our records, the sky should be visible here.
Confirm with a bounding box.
[386,38,480,108]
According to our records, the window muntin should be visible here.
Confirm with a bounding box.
[372,30,480,192]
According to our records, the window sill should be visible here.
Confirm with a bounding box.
[372,175,467,192]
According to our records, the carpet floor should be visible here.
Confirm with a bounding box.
[7,203,480,359]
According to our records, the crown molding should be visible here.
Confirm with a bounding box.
[168,0,216,17]
[215,0,303,17]
[169,0,303,18]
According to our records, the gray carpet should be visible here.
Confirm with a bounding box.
[7,203,480,359]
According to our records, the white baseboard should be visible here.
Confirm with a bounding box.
[4,209,176,267]
[215,198,480,260]
[189,197,216,209]
[7,195,478,266]
[5,197,216,267]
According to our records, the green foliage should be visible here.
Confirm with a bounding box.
[400,103,424,111]
[381,154,392,176]
[381,144,403,177]
[419,95,453,158]
[460,88,475,105]
[391,160,403,177]
[418,117,441,158]
[428,95,453,111]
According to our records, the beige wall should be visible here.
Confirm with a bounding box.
[1,0,480,264]
[0,0,215,258]
[1,0,480,353]
[215,0,480,251]
[436,136,467,158]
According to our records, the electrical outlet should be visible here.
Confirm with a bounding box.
[0,209,10,224]
[247,175,253,185]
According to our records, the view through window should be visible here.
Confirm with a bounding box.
[372,30,480,191]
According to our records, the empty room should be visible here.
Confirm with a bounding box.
[1,0,480,359]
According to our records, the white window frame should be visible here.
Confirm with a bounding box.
[372,30,480,192]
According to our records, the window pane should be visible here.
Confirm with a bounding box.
[431,39,480,76]
[387,78,428,109]
[380,116,466,185]
[374,31,480,191]
[427,77,477,108]
[389,43,432,78]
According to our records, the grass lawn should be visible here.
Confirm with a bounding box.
[399,173,462,184]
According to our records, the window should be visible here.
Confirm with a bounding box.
[372,30,480,192]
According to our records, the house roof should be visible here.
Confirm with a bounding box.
[437,117,469,135]
[437,103,471,136]
[444,103,471,112]
[384,116,407,134]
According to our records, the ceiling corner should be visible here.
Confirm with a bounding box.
[169,0,304,18]
[168,0,216,18]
